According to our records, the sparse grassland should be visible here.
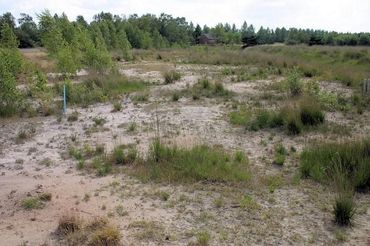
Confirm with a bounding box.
[130,138,250,183]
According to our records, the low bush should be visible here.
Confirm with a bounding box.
[131,138,250,183]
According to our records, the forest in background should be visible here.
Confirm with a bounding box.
[1,11,370,51]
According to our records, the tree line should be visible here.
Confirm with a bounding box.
[1,11,370,50]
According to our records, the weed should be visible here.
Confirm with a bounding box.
[56,215,81,236]
[172,93,180,101]
[196,230,211,246]
[112,147,125,165]
[129,220,164,241]
[156,191,170,201]
[21,197,43,210]
[93,117,106,127]
[115,205,128,217]
[67,111,79,122]
[128,122,137,132]
[90,226,121,246]
[112,101,122,112]
[163,70,181,84]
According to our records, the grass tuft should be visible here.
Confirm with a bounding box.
[131,138,250,183]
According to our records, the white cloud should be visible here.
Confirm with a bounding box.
[0,0,369,32]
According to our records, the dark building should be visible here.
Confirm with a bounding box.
[198,34,217,45]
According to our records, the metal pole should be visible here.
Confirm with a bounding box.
[63,84,67,114]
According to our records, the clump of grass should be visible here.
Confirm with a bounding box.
[131,138,250,183]
[274,143,287,166]
[190,79,232,99]
[239,195,260,210]
[90,225,121,245]
[93,117,106,127]
[196,230,211,246]
[56,215,82,236]
[15,125,36,144]
[300,138,370,191]
[229,106,251,126]
[163,70,181,84]
[56,215,121,245]
[129,220,165,241]
[128,122,137,132]
[333,193,356,226]
[21,197,43,210]
[156,191,170,201]
[67,111,79,122]
[172,92,180,101]
[240,96,324,135]
[111,101,122,112]
[299,96,325,126]
[39,157,53,167]
[131,92,149,102]
[39,192,52,201]
[247,110,284,131]
[112,147,125,165]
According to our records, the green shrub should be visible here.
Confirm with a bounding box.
[333,194,356,226]
[284,68,302,97]
[132,138,250,183]
[163,70,181,84]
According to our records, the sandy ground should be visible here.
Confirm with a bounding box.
[1,62,370,246]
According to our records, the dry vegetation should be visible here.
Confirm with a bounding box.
[1,45,370,245]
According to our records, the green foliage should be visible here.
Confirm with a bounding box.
[22,197,43,210]
[60,74,147,107]
[112,147,125,164]
[0,22,19,48]
[229,106,251,126]
[132,138,250,183]
[0,48,24,117]
[283,68,303,97]
[300,138,370,191]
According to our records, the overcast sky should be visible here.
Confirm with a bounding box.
[1,0,369,32]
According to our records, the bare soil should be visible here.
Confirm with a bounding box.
[1,61,369,246]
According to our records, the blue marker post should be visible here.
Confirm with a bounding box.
[63,84,67,114]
